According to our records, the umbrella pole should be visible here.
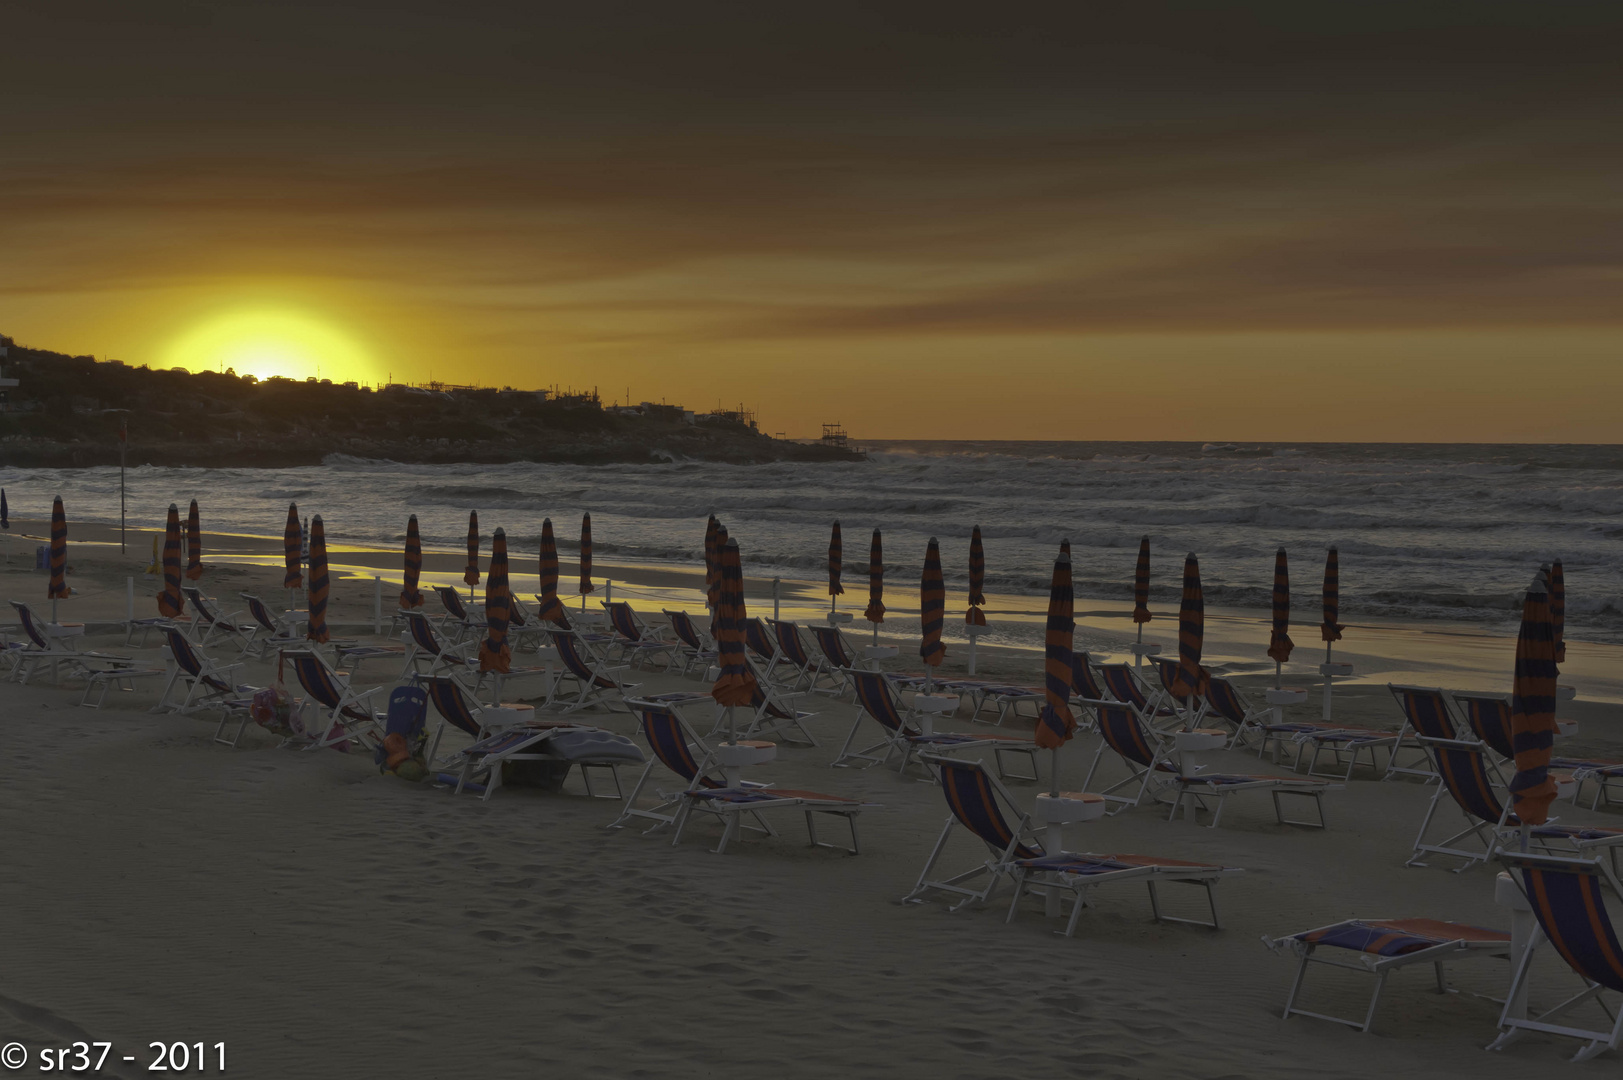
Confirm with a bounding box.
[726,705,735,745]
[1274,660,1282,691]
[1135,623,1144,670]
[773,578,780,621]
[1049,748,1060,799]
[1322,641,1333,722]
[967,635,977,676]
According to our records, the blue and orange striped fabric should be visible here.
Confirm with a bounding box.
[536,517,570,627]
[937,759,1042,859]
[709,524,728,632]
[1,488,8,529]
[1320,547,1344,642]
[1267,546,1294,664]
[966,524,987,626]
[1034,541,1076,750]
[1518,862,1623,994]
[158,503,184,617]
[1170,553,1205,699]
[463,511,480,587]
[306,515,330,645]
[427,677,482,738]
[919,537,946,669]
[704,515,721,610]
[1132,534,1152,625]
[579,512,595,596]
[864,528,885,624]
[1509,569,1559,825]
[185,499,204,581]
[282,502,302,589]
[400,514,424,608]
[479,527,512,673]
[47,496,68,601]
[1550,559,1566,665]
[828,520,844,598]
[710,537,759,708]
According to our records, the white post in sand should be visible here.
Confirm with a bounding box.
[605,579,613,605]
[1318,642,1353,722]
[773,578,780,621]
[966,621,984,675]
[125,576,134,633]
[373,576,382,635]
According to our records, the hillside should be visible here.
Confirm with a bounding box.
[0,340,861,467]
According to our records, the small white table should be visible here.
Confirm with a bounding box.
[1264,687,1308,730]
[713,739,777,787]
[1130,641,1161,669]
[481,702,536,733]
[827,611,853,625]
[911,693,961,735]
[1172,729,1228,823]
[1033,792,1108,915]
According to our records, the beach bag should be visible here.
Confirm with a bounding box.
[250,685,294,734]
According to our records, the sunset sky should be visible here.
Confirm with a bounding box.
[4,3,1620,440]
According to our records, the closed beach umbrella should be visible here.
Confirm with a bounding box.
[537,517,569,626]
[400,515,424,608]
[464,511,480,588]
[1170,553,1206,708]
[306,515,330,644]
[1267,547,1294,667]
[1550,559,1566,665]
[1132,534,1152,627]
[479,527,512,674]
[919,537,946,675]
[158,503,184,617]
[828,521,844,605]
[282,502,302,589]
[966,524,987,626]
[710,523,729,633]
[1320,547,1344,644]
[1,488,9,529]
[184,499,204,581]
[864,528,885,624]
[1509,569,1559,826]
[710,538,759,737]
[704,515,721,610]
[1034,541,1076,761]
[579,512,594,597]
[47,496,69,601]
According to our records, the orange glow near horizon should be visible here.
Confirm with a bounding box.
[161,310,378,384]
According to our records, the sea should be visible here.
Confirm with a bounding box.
[4,441,1620,644]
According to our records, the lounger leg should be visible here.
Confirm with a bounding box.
[1063,885,1088,938]
[1282,948,1314,1020]
[1361,972,1390,1033]
[903,816,958,904]
[1406,785,1448,867]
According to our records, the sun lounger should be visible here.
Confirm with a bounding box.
[662,609,717,676]
[1266,917,1511,1033]
[1382,685,1462,779]
[1096,662,1180,726]
[1491,852,1623,1061]
[155,628,254,715]
[603,601,678,669]
[768,619,842,695]
[1298,724,1402,781]
[546,628,641,713]
[237,593,304,660]
[1203,676,1275,748]
[181,587,256,648]
[400,610,479,680]
[78,662,167,708]
[8,600,136,687]
[1079,699,1180,811]
[833,669,1039,781]
[744,617,784,680]
[706,654,821,746]
[905,755,1240,922]
[1151,655,1210,725]
[432,585,484,643]
[284,648,384,752]
[1455,689,1623,810]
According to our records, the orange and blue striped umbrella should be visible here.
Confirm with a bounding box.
[306,515,330,645]
[537,517,569,626]
[1,488,8,529]
[579,512,595,596]
[1132,534,1152,625]
[1034,541,1076,751]
[463,511,480,588]
[1550,559,1566,666]
[1320,547,1344,642]
[400,514,424,608]
[158,503,184,617]
[1170,553,1205,699]
[709,523,729,633]
[704,515,721,609]
[919,537,946,669]
[864,528,885,624]
[1267,547,1294,664]
[1509,569,1559,826]
[47,496,69,600]
[185,499,204,581]
[479,527,512,673]
[966,524,987,627]
[828,520,844,598]
[282,502,302,589]
[710,537,759,708]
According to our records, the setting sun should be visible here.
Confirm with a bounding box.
[163,310,375,383]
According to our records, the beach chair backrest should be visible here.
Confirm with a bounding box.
[436,586,468,621]
[1455,693,1515,759]
[553,632,608,687]
[1392,686,1456,741]
[607,602,643,643]
[405,612,443,657]
[508,596,529,628]
[183,587,217,625]
[1203,676,1249,726]
[1070,652,1102,701]
[852,670,911,735]
[1096,702,1158,768]
[639,705,717,788]
[165,627,205,678]
[745,618,777,664]
[809,625,853,669]
[290,652,345,710]
[935,758,1042,860]
[1430,741,1505,825]
[1152,657,1190,703]
[1510,856,1623,993]
[242,594,277,633]
[11,602,48,650]
[1099,664,1148,709]
[668,610,704,651]
[424,677,482,737]
[770,620,811,666]
[386,685,428,740]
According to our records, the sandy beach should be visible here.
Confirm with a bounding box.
[3,536,1622,1079]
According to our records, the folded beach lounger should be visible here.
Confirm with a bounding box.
[967,683,1043,726]
[1265,917,1511,1033]
[603,601,678,669]
[155,628,254,716]
[438,722,643,802]
[663,609,717,676]
[905,756,1241,923]
[78,662,167,708]
[181,586,256,648]
[1492,852,1623,1061]
[1096,663,1180,726]
[834,669,1039,781]
[1409,737,1623,872]
[1299,724,1402,781]
[1170,770,1338,829]
[285,648,384,752]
